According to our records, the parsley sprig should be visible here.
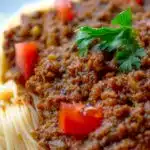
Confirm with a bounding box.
[76,8,146,72]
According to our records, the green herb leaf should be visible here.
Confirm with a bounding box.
[134,48,146,58]
[78,38,94,57]
[76,30,94,57]
[119,55,141,72]
[98,29,131,52]
[111,8,132,27]
[75,8,146,72]
[76,26,124,55]
[78,26,122,41]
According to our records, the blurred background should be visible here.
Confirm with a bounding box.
[0,0,39,29]
[1,0,39,13]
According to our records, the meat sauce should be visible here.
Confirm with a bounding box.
[3,0,150,149]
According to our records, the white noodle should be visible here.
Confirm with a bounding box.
[7,105,26,150]
[28,105,39,129]
[15,105,38,149]
[30,93,39,112]
[0,81,39,149]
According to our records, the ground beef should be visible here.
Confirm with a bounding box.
[2,0,150,149]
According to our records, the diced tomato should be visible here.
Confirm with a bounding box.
[15,42,38,80]
[135,0,143,5]
[127,0,143,5]
[59,103,103,136]
[55,0,74,22]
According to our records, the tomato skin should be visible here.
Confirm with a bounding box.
[135,0,143,5]
[15,42,38,80]
[55,0,74,22]
[59,103,103,136]
[127,0,143,5]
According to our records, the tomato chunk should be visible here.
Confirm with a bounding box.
[127,0,143,5]
[135,0,143,5]
[55,0,74,22]
[15,42,38,80]
[59,103,103,136]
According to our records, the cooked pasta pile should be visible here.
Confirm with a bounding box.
[0,81,39,150]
